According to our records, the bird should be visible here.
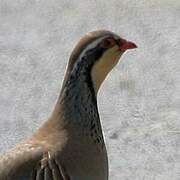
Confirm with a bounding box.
[0,30,137,180]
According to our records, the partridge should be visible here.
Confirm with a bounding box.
[0,30,137,180]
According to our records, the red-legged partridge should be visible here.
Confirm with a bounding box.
[0,30,137,180]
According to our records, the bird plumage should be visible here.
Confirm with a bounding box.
[0,30,137,180]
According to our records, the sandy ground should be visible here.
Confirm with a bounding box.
[0,0,180,179]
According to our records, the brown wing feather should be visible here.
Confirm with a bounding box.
[0,142,43,180]
[0,143,70,180]
[31,152,71,180]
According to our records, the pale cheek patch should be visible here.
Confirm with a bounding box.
[91,46,122,94]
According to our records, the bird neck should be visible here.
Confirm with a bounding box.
[60,69,98,122]
[51,71,104,145]
[51,68,104,142]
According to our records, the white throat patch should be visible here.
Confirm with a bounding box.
[91,45,122,94]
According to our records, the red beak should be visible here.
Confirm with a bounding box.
[118,39,137,51]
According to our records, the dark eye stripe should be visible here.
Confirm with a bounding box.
[100,38,116,48]
[116,39,121,46]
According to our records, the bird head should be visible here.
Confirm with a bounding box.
[64,30,137,95]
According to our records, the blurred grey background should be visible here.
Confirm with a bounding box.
[0,0,180,179]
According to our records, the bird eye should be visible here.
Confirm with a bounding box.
[100,38,116,48]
